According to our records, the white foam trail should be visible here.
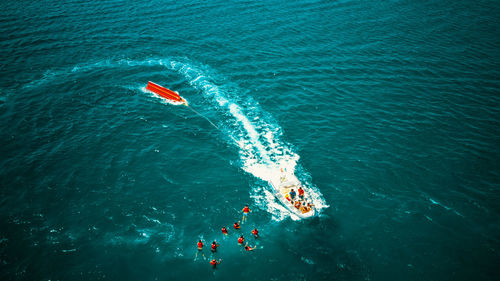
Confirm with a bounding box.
[168,59,328,219]
[23,57,328,219]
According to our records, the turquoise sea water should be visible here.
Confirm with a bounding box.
[1,0,499,280]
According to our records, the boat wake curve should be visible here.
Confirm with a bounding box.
[23,56,328,220]
[168,59,328,220]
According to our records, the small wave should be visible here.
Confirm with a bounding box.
[61,248,77,253]
[428,197,463,217]
[301,256,315,265]
[23,70,57,89]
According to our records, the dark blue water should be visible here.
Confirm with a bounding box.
[1,0,499,280]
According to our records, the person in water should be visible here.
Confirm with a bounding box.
[221,226,228,235]
[210,259,221,269]
[242,205,251,222]
[234,221,241,229]
[289,189,296,201]
[196,240,204,259]
[238,235,245,245]
[298,186,305,200]
[244,243,257,251]
[251,228,259,238]
[211,241,219,253]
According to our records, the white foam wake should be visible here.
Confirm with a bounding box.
[168,59,328,220]
[23,57,328,220]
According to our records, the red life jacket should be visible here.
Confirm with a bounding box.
[238,237,244,243]
[222,228,228,234]
[234,223,240,229]
[243,206,250,213]
[210,260,217,265]
[252,229,258,235]
[211,243,217,250]
[298,188,304,196]
[197,242,203,248]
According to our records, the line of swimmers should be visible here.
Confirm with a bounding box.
[197,205,258,269]
[284,186,314,213]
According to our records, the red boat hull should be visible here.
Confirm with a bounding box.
[146,81,181,102]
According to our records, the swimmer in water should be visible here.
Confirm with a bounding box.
[221,226,228,235]
[244,243,257,251]
[242,205,251,223]
[251,228,259,238]
[195,240,204,259]
[210,259,221,269]
[238,235,245,245]
[233,221,241,229]
[211,241,219,253]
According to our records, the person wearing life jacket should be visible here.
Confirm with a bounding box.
[289,189,296,201]
[233,221,241,229]
[251,228,259,238]
[298,186,305,200]
[196,239,204,259]
[300,204,309,213]
[210,259,221,269]
[242,205,251,222]
[244,243,257,251]
[294,200,302,209]
[238,235,245,245]
[211,241,219,253]
[221,226,228,235]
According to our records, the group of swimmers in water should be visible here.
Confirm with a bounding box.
[197,205,258,269]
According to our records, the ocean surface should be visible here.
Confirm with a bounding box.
[1,0,499,280]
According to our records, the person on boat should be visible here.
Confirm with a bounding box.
[280,168,286,182]
[233,221,241,229]
[298,186,305,200]
[300,204,310,213]
[242,205,251,222]
[244,243,257,251]
[211,241,219,253]
[238,235,245,245]
[221,226,228,235]
[210,259,221,269]
[294,200,302,209]
[289,189,296,201]
[251,228,259,238]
